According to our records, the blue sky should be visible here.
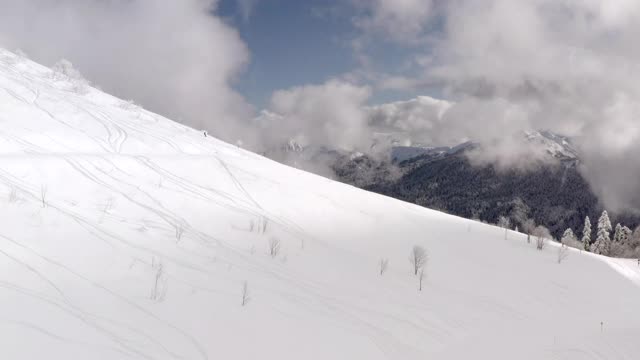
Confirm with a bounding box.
[218,0,425,108]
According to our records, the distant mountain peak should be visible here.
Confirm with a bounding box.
[524,130,579,161]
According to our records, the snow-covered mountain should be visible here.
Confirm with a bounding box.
[390,142,475,163]
[1,48,640,360]
[269,129,578,169]
[390,131,579,164]
[525,130,579,161]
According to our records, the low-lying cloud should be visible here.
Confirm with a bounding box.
[0,0,257,147]
[351,0,640,212]
[259,80,373,152]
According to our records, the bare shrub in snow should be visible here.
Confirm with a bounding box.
[497,216,511,229]
[52,59,90,95]
[379,258,389,276]
[119,99,140,111]
[251,216,269,234]
[241,281,250,306]
[533,225,551,250]
[99,197,114,223]
[269,237,281,258]
[509,197,530,229]
[14,49,28,59]
[8,187,18,203]
[498,216,511,240]
[40,185,47,208]
[410,245,428,275]
[175,224,185,242]
[150,258,167,301]
[557,244,569,264]
[522,218,536,244]
[564,237,583,251]
[102,197,114,214]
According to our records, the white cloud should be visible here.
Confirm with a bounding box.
[351,0,640,211]
[267,80,372,151]
[367,96,453,144]
[0,0,256,147]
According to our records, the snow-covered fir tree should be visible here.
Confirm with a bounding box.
[622,226,633,245]
[582,216,592,251]
[561,228,575,244]
[561,228,581,249]
[610,223,625,257]
[609,223,636,257]
[614,223,623,243]
[591,211,612,255]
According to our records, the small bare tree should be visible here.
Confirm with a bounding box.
[103,197,114,214]
[523,219,536,244]
[40,185,47,208]
[260,216,269,234]
[497,216,511,229]
[8,187,18,203]
[557,244,569,264]
[99,197,114,223]
[418,268,425,291]
[533,225,551,251]
[175,224,185,242]
[379,258,389,276]
[150,258,167,301]
[241,281,250,306]
[269,237,281,258]
[409,245,428,275]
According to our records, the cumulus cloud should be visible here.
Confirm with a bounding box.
[351,0,640,212]
[0,0,257,147]
[368,96,453,144]
[264,80,372,151]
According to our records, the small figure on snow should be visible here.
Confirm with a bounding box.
[203,131,208,138]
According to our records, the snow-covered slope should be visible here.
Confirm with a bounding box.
[525,130,579,161]
[1,48,640,360]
